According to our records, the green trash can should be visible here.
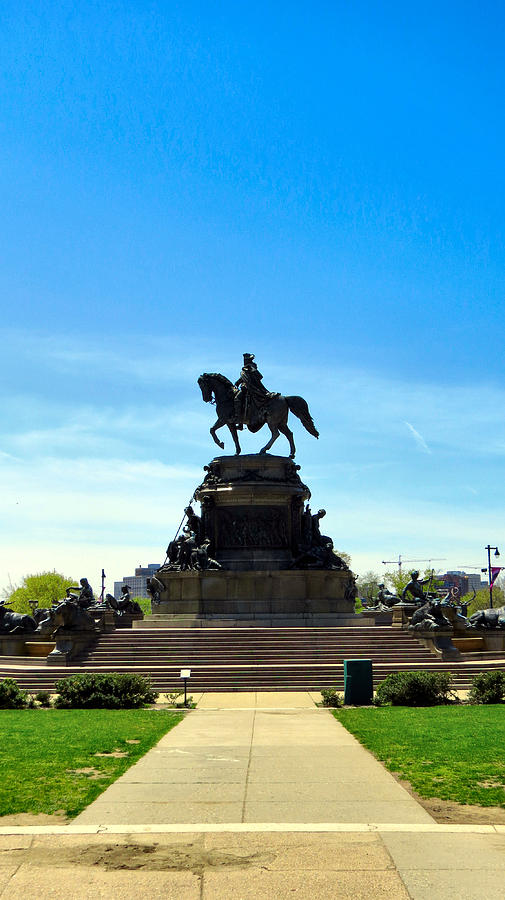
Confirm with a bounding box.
[344,659,373,705]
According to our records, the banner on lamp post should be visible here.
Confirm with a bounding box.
[490,567,503,591]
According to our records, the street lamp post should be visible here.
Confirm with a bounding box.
[485,544,500,609]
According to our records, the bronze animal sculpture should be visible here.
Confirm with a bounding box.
[0,602,37,634]
[409,600,451,631]
[468,605,505,629]
[36,599,95,635]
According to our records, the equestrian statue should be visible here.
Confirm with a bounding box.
[198,353,319,458]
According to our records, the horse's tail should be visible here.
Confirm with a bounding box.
[286,396,319,438]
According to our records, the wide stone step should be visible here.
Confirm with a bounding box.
[84,653,428,660]
[80,644,428,657]
[122,628,404,636]
[81,641,426,648]
[81,657,433,664]
[2,659,504,692]
[97,630,414,636]
[81,647,427,656]
[80,640,426,650]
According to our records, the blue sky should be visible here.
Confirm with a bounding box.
[1,1,504,591]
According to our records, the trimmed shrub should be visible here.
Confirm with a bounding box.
[468,670,505,705]
[321,688,343,708]
[34,690,52,708]
[54,673,158,709]
[0,678,29,709]
[374,671,454,707]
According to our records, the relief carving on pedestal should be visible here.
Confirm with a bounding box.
[217,506,289,549]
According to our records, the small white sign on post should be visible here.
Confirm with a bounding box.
[180,668,191,707]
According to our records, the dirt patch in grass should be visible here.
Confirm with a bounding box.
[94,750,128,758]
[0,812,69,826]
[67,767,107,780]
[394,773,505,824]
[422,798,505,824]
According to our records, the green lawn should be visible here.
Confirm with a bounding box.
[0,709,183,818]
[335,706,505,807]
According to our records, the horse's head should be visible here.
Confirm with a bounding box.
[198,374,213,403]
[51,601,68,629]
[199,372,234,403]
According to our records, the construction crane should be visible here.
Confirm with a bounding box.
[381,554,447,575]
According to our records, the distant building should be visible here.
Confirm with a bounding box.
[114,563,160,599]
[441,571,469,597]
[442,571,488,597]
[466,573,488,592]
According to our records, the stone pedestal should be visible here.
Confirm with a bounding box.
[392,603,416,627]
[414,629,462,661]
[46,629,99,665]
[194,454,310,570]
[147,453,362,627]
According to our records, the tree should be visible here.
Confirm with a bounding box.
[384,569,410,596]
[466,577,505,617]
[334,549,351,568]
[4,572,76,615]
[356,571,382,602]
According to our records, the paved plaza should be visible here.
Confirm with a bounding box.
[1,694,504,898]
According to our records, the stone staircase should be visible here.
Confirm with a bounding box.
[2,626,505,692]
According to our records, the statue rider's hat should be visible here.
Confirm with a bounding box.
[243,353,255,364]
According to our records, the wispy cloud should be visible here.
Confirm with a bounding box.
[404,421,432,454]
[0,329,237,387]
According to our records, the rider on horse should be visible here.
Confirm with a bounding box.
[234,353,277,430]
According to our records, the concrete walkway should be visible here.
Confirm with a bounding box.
[75,704,432,826]
[3,694,504,897]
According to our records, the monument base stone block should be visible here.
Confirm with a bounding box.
[153,568,354,619]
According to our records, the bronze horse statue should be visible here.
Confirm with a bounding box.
[198,373,319,458]
[36,600,96,635]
